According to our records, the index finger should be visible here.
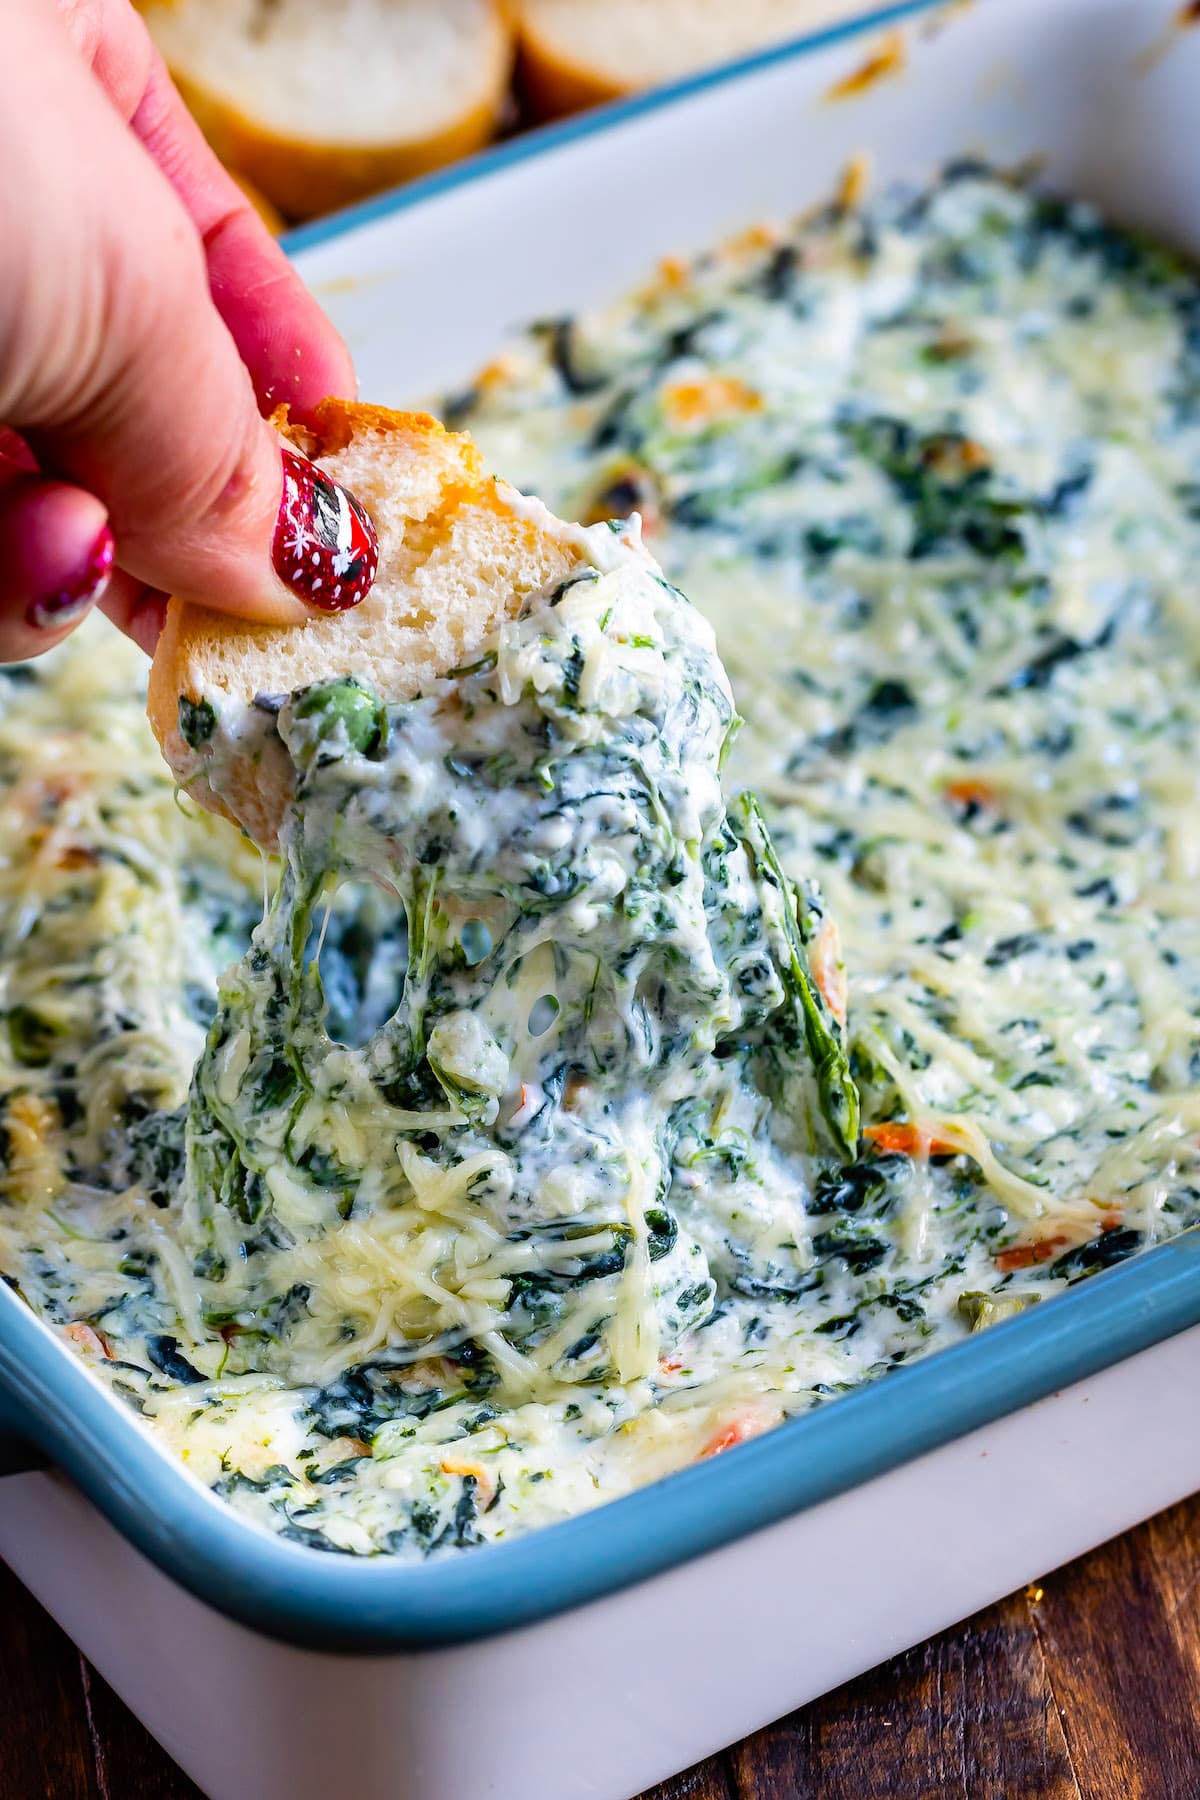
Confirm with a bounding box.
[62,0,356,418]
[133,55,358,418]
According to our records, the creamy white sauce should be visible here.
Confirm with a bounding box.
[2,170,1199,1557]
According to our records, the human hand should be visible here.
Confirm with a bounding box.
[0,0,378,662]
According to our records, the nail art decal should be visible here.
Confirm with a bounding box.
[26,524,115,631]
[273,448,379,612]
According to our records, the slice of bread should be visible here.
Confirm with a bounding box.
[517,0,869,118]
[147,401,584,847]
[140,0,514,221]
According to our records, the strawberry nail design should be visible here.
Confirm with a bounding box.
[273,447,379,612]
[26,523,115,631]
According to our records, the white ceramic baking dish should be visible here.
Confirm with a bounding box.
[2,3,1200,1795]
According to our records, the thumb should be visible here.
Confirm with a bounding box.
[0,2,377,630]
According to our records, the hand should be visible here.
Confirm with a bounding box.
[0,0,377,662]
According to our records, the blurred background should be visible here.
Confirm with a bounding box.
[137,0,877,231]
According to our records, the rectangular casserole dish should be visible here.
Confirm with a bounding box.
[2,2,1200,1794]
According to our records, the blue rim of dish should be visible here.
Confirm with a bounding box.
[2,1232,1199,1650]
[4,0,1200,1652]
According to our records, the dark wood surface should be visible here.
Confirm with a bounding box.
[3,1492,1200,1799]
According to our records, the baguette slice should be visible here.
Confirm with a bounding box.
[140,0,513,221]
[517,0,869,119]
[148,401,587,848]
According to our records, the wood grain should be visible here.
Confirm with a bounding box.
[0,1558,99,1800]
[4,1494,1200,1800]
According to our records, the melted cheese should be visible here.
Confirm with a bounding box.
[178,554,851,1417]
[2,169,1200,1558]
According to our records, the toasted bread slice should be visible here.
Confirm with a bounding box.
[148,401,584,848]
[140,0,514,221]
[517,0,868,119]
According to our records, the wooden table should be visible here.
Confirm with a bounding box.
[3,1491,1199,1799]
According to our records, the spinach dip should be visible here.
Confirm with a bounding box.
[2,167,1199,1558]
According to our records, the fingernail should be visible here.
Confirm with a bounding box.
[26,523,115,631]
[273,447,378,612]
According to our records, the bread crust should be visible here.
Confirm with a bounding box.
[148,400,580,848]
[516,10,627,120]
[516,1,873,122]
[227,169,286,236]
[173,73,507,222]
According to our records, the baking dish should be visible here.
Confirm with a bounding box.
[3,2,1200,1795]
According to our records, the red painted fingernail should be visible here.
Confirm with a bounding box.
[26,523,115,631]
[272,447,378,612]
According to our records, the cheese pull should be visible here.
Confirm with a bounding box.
[148,400,856,1400]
